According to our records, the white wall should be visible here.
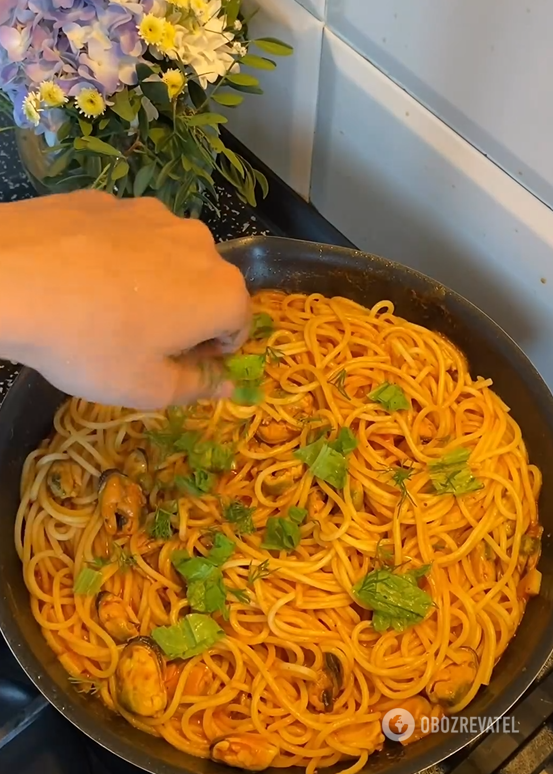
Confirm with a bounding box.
[225,0,553,388]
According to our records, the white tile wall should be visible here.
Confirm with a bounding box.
[327,0,553,210]
[223,0,323,199]
[311,30,553,386]
[295,0,325,21]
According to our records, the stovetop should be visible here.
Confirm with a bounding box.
[1,123,553,774]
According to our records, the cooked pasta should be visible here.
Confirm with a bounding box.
[16,290,543,774]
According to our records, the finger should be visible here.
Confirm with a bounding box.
[155,354,234,409]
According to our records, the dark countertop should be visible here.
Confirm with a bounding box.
[0,128,271,407]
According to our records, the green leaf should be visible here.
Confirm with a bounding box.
[148,506,174,541]
[251,312,274,340]
[221,147,245,175]
[369,382,410,412]
[171,554,227,613]
[225,353,265,382]
[212,92,244,107]
[155,158,179,190]
[44,149,74,179]
[310,445,348,489]
[111,158,129,181]
[133,163,156,197]
[188,80,208,109]
[262,516,301,552]
[240,54,277,70]
[136,63,154,83]
[175,469,216,497]
[224,0,241,26]
[140,79,170,111]
[74,567,103,595]
[428,447,483,497]
[254,169,269,199]
[98,118,110,130]
[328,427,358,456]
[223,500,256,535]
[74,136,122,157]
[289,506,308,524]
[149,126,171,152]
[57,121,72,141]
[294,438,326,467]
[254,37,294,56]
[111,88,139,122]
[151,614,224,660]
[186,439,234,474]
[186,112,228,127]
[226,73,260,87]
[207,133,225,153]
[78,119,92,136]
[232,384,264,406]
[353,567,433,632]
[208,532,236,566]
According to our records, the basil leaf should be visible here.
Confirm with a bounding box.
[74,567,103,595]
[225,353,265,382]
[176,468,216,497]
[294,438,326,466]
[151,613,224,660]
[262,516,301,551]
[369,382,410,412]
[172,555,226,614]
[288,506,308,525]
[328,427,358,455]
[223,500,256,535]
[429,447,483,496]
[251,312,274,340]
[208,532,236,566]
[232,383,264,406]
[310,445,348,489]
[353,567,433,632]
[148,506,174,540]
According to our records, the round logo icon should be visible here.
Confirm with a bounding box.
[382,708,416,742]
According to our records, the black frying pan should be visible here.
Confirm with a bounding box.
[1,236,553,774]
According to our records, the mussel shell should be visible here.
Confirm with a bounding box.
[98,468,124,492]
[116,636,167,717]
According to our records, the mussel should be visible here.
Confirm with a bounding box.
[123,448,148,482]
[96,592,139,643]
[426,647,478,707]
[98,469,145,536]
[211,734,279,771]
[115,636,167,717]
[47,460,82,500]
[308,652,343,713]
[256,420,298,445]
[263,463,303,495]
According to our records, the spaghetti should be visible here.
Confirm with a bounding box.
[16,291,543,773]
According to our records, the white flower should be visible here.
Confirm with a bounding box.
[173,2,236,87]
[22,91,42,126]
[233,19,242,31]
[232,42,247,57]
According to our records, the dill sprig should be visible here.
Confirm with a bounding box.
[247,559,273,585]
[328,369,349,400]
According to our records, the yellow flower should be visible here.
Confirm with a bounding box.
[158,20,176,53]
[22,91,42,126]
[39,81,67,108]
[75,88,106,118]
[161,69,186,100]
[138,13,165,45]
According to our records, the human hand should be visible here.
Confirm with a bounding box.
[0,190,250,409]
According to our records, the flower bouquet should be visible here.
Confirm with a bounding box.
[0,0,292,216]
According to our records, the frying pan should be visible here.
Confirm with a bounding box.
[1,235,553,774]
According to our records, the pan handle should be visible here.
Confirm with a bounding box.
[448,668,553,774]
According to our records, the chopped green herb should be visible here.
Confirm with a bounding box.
[369,382,410,412]
[225,353,266,382]
[172,555,226,614]
[176,469,216,497]
[251,312,274,340]
[353,566,433,632]
[375,541,395,566]
[247,559,273,585]
[329,427,358,455]
[188,439,234,473]
[223,500,256,535]
[266,346,284,364]
[74,567,103,595]
[389,466,415,508]
[145,407,188,455]
[232,383,264,406]
[171,549,190,565]
[261,506,307,552]
[295,439,348,489]
[148,506,174,541]
[208,532,236,566]
[429,447,483,496]
[88,556,112,569]
[329,369,349,399]
[228,587,250,604]
[173,431,200,454]
[151,613,224,660]
[114,546,137,571]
